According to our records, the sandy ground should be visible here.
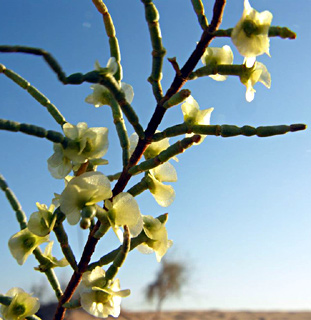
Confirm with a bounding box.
[67,309,311,320]
[67,310,311,320]
[37,304,311,320]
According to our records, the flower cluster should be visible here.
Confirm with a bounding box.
[199,1,272,101]
[1,1,295,319]
[79,267,130,318]
[48,122,109,179]
[85,58,134,108]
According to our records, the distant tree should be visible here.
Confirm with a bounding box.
[146,260,186,313]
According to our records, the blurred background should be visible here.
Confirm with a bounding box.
[0,0,310,314]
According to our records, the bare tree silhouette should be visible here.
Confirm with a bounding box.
[146,259,186,315]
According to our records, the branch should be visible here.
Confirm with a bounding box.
[0,64,66,126]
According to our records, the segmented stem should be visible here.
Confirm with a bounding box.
[98,73,144,138]
[0,119,69,146]
[91,0,123,82]
[88,231,148,271]
[0,174,27,230]
[152,123,307,141]
[53,209,78,271]
[188,64,244,80]
[211,26,296,39]
[129,135,201,175]
[110,99,130,166]
[105,226,130,281]
[163,89,191,109]
[0,174,63,299]
[0,64,66,126]
[141,0,166,102]
[32,248,63,299]
[191,0,209,30]
[127,177,149,197]
[107,171,122,181]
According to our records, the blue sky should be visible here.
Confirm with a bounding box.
[0,0,310,312]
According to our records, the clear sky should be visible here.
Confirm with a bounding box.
[0,0,310,312]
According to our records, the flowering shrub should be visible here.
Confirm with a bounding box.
[0,0,306,319]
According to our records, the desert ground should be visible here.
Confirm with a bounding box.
[37,304,311,320]
[67,310,311,320]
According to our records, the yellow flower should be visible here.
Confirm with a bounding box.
[105,192,143,241]
[181,96,213,143]
[8,228,49,265]
[79,267,130,318]
[35,241,68,271]
[28,202,56,237]
[48,122,109,179]
[85,58,134,108]
[240,62,271,102]
[0,287,39,320]
[59,172,112,225]
[137,214,173,262]
[146,163,177,207]
[201,45,234,81]
[231,0,273,66]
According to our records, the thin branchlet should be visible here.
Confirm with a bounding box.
[141,0,166,102]
[91,0,123,82]
[191,0,209,30]
[0,64,66,126]
[151,123,307,141]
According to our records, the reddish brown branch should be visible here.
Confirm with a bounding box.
[53,1,226,319]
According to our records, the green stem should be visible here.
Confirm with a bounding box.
[127,177,149,197]
[107,172,122,182]
[211,26,296,39]
[0,174,27,230]
[53,209,78,271]
[0,175,63,299]
[129,135,201,175]
[141,0,166,102]
[189,64,244,80]
[0,64,66,126]
[105,226,130,281]
[91,0,122,82]
[191,0,209,30]
[152,123,307,140]
[32,248,63,299]
[110,99,130,166]
[98,73,144,138]
[0,119,69,146]
[87,232,148,271]
[163,89,191,109]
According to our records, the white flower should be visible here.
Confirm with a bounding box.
[240,61,271,102]
[28,203,56,237]
[146,163,177,207]
[48,122,109,179]
[129,132,178,162]
[231,0,273,66]
[8,228,49,265]
[62,122,109,163]
[137,214,173,262]
[0,287,39,320]
[105,192,143,241]
[35,241,68,270]
[201,45,234,81]
[59,172,112,225]
[129,133,178,207]
[80,267,130,319]
[181,96,213,143]
[85,58,134,108]
[47,144,72,179]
